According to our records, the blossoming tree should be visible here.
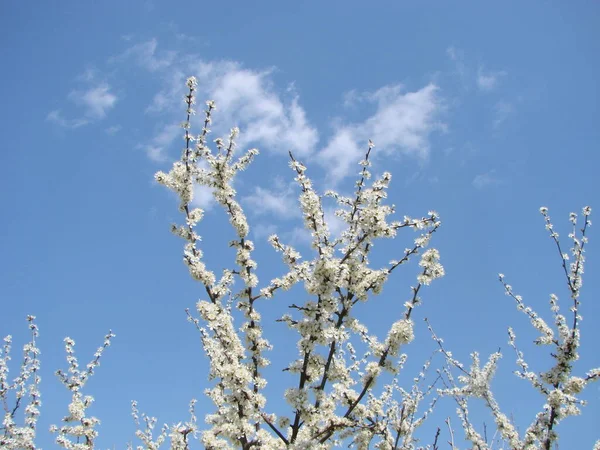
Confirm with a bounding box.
[1,77,598,449]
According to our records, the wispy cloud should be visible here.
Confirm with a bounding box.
[447,47,507,93]
[323,207,346,240]
[244,186,296,217]
[493,101,514,128]
[46,110,89,128]
[193,184,215,211]
[145,71,186,114]
[105,125,122,135]
[477,66,506,91]
[69,84,117,119]
[48,79,118,128]
[342,89,362,108]
[144,123,181,162]
[116,39,319,161]
[317,83,443,183]
[111,38,176,72]
[243,180,300,219]
[446,46,467,80]
[244,179,351,245]
[473,170,501,189]
[120,39,441,178]
[189,61,319,158]
[252,223,278,243]
[252,223,313,249]
[282,226,312,248]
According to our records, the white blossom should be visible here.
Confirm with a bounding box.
[4,78,596,450]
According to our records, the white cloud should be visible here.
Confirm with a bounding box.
[193,184,215,210]
[46,110,88,128]
[317,83,443,183]
[76,67,98,83]
[252,223,278,242]
[323,207,346,240]
[283,225,312,248]
[145,71,186,114]
[447,47,507,93]
[70,84,117,119]
[242,178,352,246]
[49,79,117,128]
[105,125,122,135]
[189,61,319,158]
[243,181,348,242]
[243,184,300,219]
[446,46,467,80]
[242,176,304,220]
[145,123,181,162]
[342,89,363,108]
[317,129,363,182]
[112,38,176,72]
[473,170,500,189]
[493,101,514,128]
[477,67,506,91]
[121,39,439,177]
[446,46,460,61]
[129,48,319,161]
[146,147,164,162]
[251,222,313,249]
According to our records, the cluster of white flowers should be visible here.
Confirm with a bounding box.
[0,321,115,450]
[0,316,40,450]
[127,399,198,450]
[417,249,444,286]
[49,331,115,449]
[438,207,597,450]
[151,79,446,448]
[384,319,414,358]
[154,78,276,448]
[3,77,597,449]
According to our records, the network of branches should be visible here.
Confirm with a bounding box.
[1,77,598,450]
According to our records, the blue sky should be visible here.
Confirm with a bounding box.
[1,1,599,448]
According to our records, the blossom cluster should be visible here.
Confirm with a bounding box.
[437,206,597,450]
[49,330,115,449]
[151,78,444,448]
[0,316,40,450]
[0,316,115,450]
[1,76,597,450]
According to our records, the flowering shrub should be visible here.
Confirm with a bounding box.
[1,77,597,449]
